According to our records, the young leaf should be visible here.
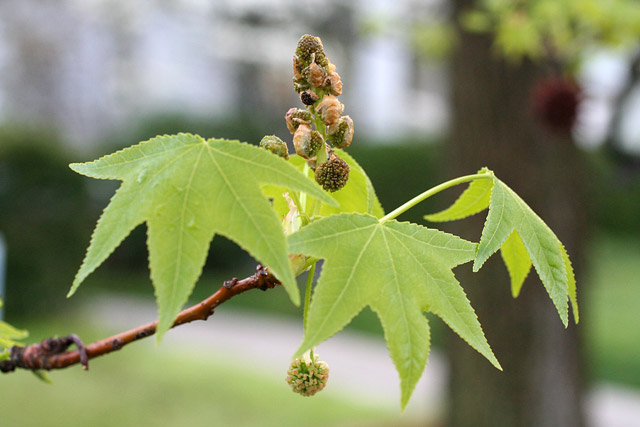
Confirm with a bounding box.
[0,320,28,349]
[474,178,575,326]
[288,213,500,409]
[424,169,578,325]
[70,133,336,340]
[500,231,532,297]
[424,167,493,222]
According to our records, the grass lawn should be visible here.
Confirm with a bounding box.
[583,232,640,388]
[0,317,418,427]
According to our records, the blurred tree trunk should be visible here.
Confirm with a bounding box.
[445,1,587,426]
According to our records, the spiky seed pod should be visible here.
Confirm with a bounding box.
[293,124,315,159]
[286,353,330,397]
[300,89,319,106]
[315,94,343,127]
[285,108,313,134]
[307,61,328,88]
[315,154,350,192]
[259,135,289,160]
[532,76,581,133]
[327,116,354,149]
[327,71,342,96]
[296,34,328,67]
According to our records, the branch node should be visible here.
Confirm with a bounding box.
[223,277,238,289]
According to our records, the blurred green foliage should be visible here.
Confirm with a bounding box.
[461,0,640,64]
[0,126,93,319]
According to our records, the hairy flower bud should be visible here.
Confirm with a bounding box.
[307,61,328,88]
[315,95,343,127]
[296,34,328,67]
[327,115,354,149]
[285,108,312,134]
[293,124,314,159]
[300,89,319,106]
[292,55,304,80]
[314,154,349,192]
[327,71,342,96]
[286,352,330,397]
[259,135,289,160]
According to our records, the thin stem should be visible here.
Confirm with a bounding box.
[378,173,493,224]
[0,265,280,373]
[303,262,316,332]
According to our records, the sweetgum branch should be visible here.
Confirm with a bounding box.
[0,265,280,373]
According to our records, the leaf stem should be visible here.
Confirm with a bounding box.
[378,173,493,224]
[303,262,316,332]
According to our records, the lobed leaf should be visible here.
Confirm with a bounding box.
[423,168,578,325]
[288,213,500,409]
[424,167,493,222]
[500,231,532,297]
[70,134,336,341]
[474,178,574,326]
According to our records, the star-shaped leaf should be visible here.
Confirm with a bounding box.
[70,133,336,340]
[424,169,578,325]
[288,213,500,409]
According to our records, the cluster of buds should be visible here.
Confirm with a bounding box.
[286,34,354,192]
[286,352,330,397]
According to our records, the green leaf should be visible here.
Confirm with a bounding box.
[500,231,532,297]
[288,213,500,409]
[561,244,579,323]
[474,177,575,326]
[0,320,28,349]
[32,370,54,384]
[424,168,493,222]
[70,133,336,341]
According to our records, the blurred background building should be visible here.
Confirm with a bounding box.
[0,0,638,151]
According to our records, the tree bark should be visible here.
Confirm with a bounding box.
[446,2,586,426]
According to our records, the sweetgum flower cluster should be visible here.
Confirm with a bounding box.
[287,34,354,192]
[286,352,330,397]
[257,34,353,193]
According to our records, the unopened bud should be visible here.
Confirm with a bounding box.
[292,55,304,80]
[285,108,313,134]
[327,71,342,96]
[327,116,354,149]
[293,124,314,159]
[307,61,328,88]
[259,135,289,160]
[315,95,343,127]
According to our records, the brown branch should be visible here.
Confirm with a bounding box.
[0,265,280,373]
